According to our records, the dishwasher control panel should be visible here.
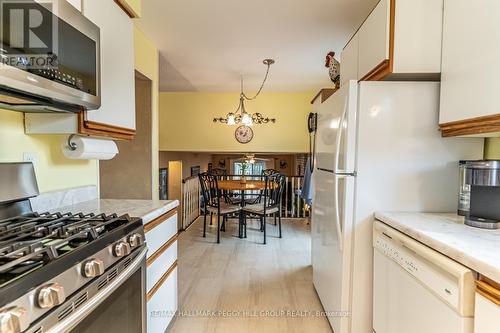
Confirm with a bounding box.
[375,235,419,274]
[374,231,461,312]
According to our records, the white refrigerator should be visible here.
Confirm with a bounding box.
[311,81,484,333]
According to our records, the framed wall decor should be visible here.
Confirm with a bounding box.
[235,125,254,144]
[191,166,201,176]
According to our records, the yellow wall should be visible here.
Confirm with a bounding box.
[159,92,314,153]
[0,111,98,193]
[485,138,500,159]
[134,26,160,200]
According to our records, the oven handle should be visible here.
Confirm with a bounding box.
[46,246,148,333]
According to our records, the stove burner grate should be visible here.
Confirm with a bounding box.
[0,212,134,285]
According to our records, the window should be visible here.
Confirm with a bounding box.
[233,161,265,175]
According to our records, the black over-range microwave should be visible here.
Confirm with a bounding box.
[0,0,100,112]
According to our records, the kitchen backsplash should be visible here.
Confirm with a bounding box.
[30,185,98,212]
[485,138,500,159]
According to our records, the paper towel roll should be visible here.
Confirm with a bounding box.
[62,135,119,160]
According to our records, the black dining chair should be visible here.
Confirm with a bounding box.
[198,172,241,243]
[245,168,281,205]
[211,167,246,206]
[242,173,286,244]
[206,168,229,224]
[210,168,227,179]
[209,167,243,209]
[262,168,280,177]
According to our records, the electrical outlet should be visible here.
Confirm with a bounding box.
[23,152,38,167]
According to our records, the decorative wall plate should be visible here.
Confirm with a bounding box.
[235,125,254,144]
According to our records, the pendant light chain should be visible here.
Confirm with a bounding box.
[213,59,276,125]
[241,61,272,101]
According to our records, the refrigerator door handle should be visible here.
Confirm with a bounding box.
[333,174,343,251]
[334,97,349,173]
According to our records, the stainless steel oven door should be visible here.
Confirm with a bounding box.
[46,247,147,333]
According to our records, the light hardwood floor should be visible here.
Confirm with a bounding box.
[168,217,333,333]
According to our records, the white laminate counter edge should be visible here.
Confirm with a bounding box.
[140,200,179,224]
[375,212,500,283]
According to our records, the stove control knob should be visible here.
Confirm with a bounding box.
[128,233,144,248]
[0,307,28,333]
[37,283,66,309]
[113,242,131,257]
[82,259,105,278]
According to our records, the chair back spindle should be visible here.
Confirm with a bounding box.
[262,169,280,177]
[263,173,286,213]
[210,168,228,180]
[199,173,220,210]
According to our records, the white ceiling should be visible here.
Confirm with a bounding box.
[135,0,378,92]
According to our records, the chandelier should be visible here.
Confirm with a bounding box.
[213,59,277,126]
[235,153,271,164]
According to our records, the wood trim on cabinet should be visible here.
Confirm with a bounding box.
[476,276,500,306]
[388,0,396,72]
[147,234,178,267]
[147,260,178,301]
[360,59,391,81]
[113,0,140,18]
[310,88,337,104]
[439,113,500,137]
[359,0,396,82]
[78,112,136,140]
[144,209,178,233]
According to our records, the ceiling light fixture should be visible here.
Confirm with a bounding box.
[235,153,271,164]
[213,59,277,126]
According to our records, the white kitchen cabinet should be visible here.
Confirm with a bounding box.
[474,278,500,333]
[147,267,177,333]
[439,0,500,137]
[474,293,500,333]
[82,0,136,132]
[392,0,442,75]
[340,34,359,86]
[352,0,442,81]
[358,0,389,80]
[144,208,179,333]
[66,0,81,11]
[25,0,136,140]
[147,239,177,291]
[144,212,177,255]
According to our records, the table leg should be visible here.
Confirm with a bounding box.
[239,190,245,238]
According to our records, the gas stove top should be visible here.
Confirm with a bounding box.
[0,163,147,333]
[0,211,138,289]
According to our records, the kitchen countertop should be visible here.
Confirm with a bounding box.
[375,212,500,282]
[54,199,179,224]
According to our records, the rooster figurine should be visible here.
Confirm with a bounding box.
[325,51,341,89]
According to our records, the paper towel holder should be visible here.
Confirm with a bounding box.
[62,135,118,160]
[67,134,78,151]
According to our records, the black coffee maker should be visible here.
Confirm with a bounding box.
[464,160,500,229]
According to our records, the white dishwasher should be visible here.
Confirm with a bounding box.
[373,221,476,333]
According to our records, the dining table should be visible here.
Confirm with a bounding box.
[217,179,269,192]
[217,179,274,238]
